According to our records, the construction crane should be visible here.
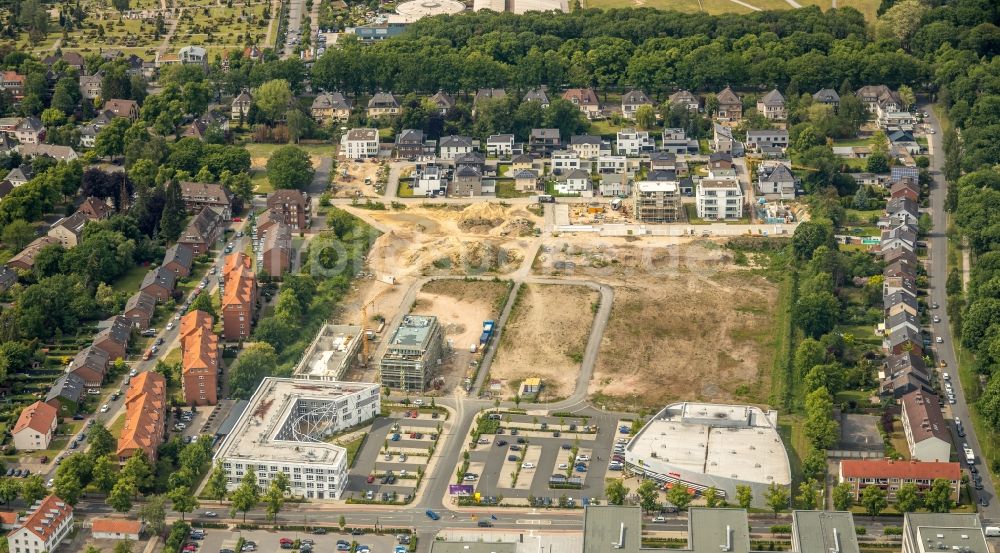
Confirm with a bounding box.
[360,298,377,366]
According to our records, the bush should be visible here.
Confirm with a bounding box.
[883,526,903,536]
[855,526,867,535]
[769,525,791,534]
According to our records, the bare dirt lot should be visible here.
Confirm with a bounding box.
[490,284,599,400]
[536,241,778,409]
[333,160,382,198]
[409,279,511,392]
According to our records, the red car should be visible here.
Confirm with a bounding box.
[411,411,419,418]
[183,545,198,552]
[232,217,242,222]
[279,538,293,546]
[409,432,416,439]
[367,474,375,483]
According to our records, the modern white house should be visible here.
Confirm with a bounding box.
[486,134,514,158]
[340,128,379,159]
[438,135,475,160]
[696,179,744,220]
[596,155,627,174]
[550,150,581,174]
[554,169,591,196]
[615,128,655,157]
[412,165,448,196]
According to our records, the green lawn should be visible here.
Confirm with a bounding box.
[111,264,149,294]
[832,138,872,147]
[250,169,272,194]
[398,181,415,198]
[243,143,338,159]
[496,181,534,199]
[109,413,126,439]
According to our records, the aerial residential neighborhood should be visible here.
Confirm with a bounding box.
[0,0,995,552]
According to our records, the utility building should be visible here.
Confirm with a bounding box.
[379,315,443,392]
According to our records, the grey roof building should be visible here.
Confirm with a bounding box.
[791,511,859,553]
[46,373,86,407]
[902,513,988,553]
[813,88,840,105]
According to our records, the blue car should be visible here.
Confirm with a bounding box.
[425,510,440,520]
[575,464,588,472]
[618,426,630,434]
[391,433,401,441]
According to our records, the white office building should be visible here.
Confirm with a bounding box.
[214,378,381,499]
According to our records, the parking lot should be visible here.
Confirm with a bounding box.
[345,407,447,503]
[197,527,404,553]
[461,412,618,506]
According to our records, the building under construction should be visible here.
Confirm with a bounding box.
[634,181,682,223]
[293,324,363,382]
[379,315,443,392]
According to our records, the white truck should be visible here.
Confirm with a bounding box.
[985,526,1000,537]
[965,447,976,464]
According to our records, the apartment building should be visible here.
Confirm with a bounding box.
[7,496,73,553]
[615,128,655,157]
[12,401,57,451]
[178,206,225,255]
[696,179,744,220]
[182,312,219,406]
[634,181,681,223]
[340,128,379,159]
[900,391,951,462]
[838,459,960,502]
[117,371,166,463]
[266,190,311,232]
[902,513,989,553]
[180,182,232,219]
[221,253,258,342]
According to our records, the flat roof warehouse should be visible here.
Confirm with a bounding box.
[627,402,790,486]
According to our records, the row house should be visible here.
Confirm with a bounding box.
[68,346,109,388]
[123,291,156,330]
[838,459,960,502]
[258,222,292,277]
[92,315,132,362]
[880,352,932,399]
[181,310,219,406]
[900,391,951,462]
[140,266,177,303]
[180,182,232,219]
[222,252,258,342]
[117,371,166,463]
[178,206,225,254]
[266,189,311,232]
[162,243,194,277]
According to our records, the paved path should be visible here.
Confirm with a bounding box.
[924,103,1000,521]
[156,9,182,59]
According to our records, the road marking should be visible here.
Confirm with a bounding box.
[516,519,552,525]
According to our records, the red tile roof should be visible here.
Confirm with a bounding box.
[117,372,166,461]
[12,401,56,436]
[91,518,143,535]
[17,495,72,542]
[840,459,960,481]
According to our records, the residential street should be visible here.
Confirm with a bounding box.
[924,104,999,521]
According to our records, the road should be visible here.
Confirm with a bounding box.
[46,228,250,480]
[281,0,307,59]
[923,105,1000,520]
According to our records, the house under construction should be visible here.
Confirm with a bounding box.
[634,181,682,223]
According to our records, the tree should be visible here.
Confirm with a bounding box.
[764,481,789,516]
[53,469,83,505]
[264,478,286,523]
[0,478,17,505]
[20,475,46,505]
[229,342,279,399]
[866,152,890,174]
[206,461,229,504]
[704,486,721,508]
[94,118,131,160]
[266,146,314,190]
[736,485,753,509]
[1,219,35,250]
[253,80,293,123]
[338,515,346,531]
[159,179,184,241]
[796,480,820,510]
[898,85,915,111]
[169,485,198,521]
[792,220,835,261]
[108,478,137,513]
[89,424,116,457]
[794,292,840,338]
[605,480,629,505]
[286,109,313,143]
[636,479,660,513]
[635,105,656,130]
[666,484,692,511]
[230,467,260,522]
[121,452,153,492]
[114,541,134,553]
[860,485,887,516]
[138,494,167,536]
[832,482,854,511]
[924,478,955,513]
[804,387,839,449]
[894,482,922,513]
[189,293,217,318]
[875,0,928,48]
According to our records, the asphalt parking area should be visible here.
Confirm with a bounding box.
[197,527,399,553]
[345,408,446,503]
[464,412,614,505]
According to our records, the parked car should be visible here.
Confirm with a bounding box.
[203,511,218,518]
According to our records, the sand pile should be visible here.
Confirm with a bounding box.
[410,236,522,274]
[458,202,508,231]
